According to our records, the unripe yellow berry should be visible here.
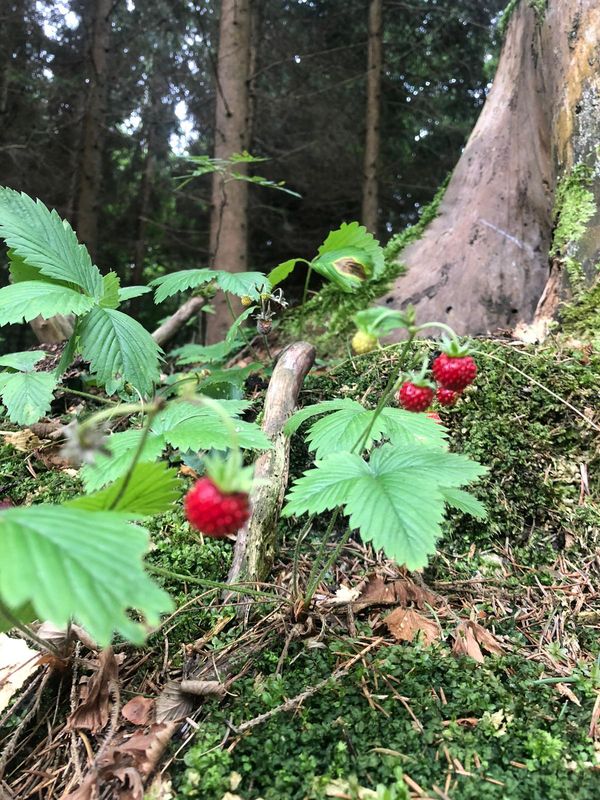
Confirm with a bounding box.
[351,331,378,354]
[241,295,254,307]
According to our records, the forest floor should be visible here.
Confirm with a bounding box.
[0,336,599,800]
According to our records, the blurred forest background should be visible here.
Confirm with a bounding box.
[1,0,505,338]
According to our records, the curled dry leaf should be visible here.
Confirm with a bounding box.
[122,695,155,726]
[452,620,504,663]
[555,682,581,706]
[67,647,119,733]
[384,608,441,647]
[353,573,438,613]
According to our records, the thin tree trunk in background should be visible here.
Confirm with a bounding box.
[361,0,382,235]
[131,73,162,286]
[206,0,252,344]
[75,0,112,261]
[379,0,600,337]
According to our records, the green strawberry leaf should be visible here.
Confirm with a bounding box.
[0,188,103,297]
[267,258,307,288]
[0,505,172,645]
[0,371,58,425]
[68,462,180,516]
[99,272,121,309]
[0,282,96,325]
[80,430,167,491]
[213,270,270,298]
[0,350,46,372]
[283,444,487,570]
[118,285,152,302]
[78,307,162,397]
[149,269,218,304]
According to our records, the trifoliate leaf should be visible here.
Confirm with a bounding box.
[99,272,121,309]
[118,285,152,302]
[0,351,46,372]
[149,269,218,304]
[284,399,358,436]
[0,282,96,325]
[0,371,57,425]
[213,270,270,298]
[0,505,172,645]
[378,407,448,449]
[317,221,385,277]
[68,462,180,516]
[283,444,487,570]
[80,430,167,492]
[78,307,161,397]
[0,188,103,297]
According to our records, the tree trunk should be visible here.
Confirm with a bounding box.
[361,0,383,236]
[75,0,112,261]
[378,0,600,337]
[205,0,252,344]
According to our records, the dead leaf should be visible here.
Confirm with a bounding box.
[452,621,504,663]
[0,634,41,713]
[178,465,199,478]
[442,717,479,727]
[384,608,440,646]
[122,696,155,726]
[67,648,118,733]
[555,683,581,706]
[1,429,41,452]
[333,584,361,604]
[353,573,439,613]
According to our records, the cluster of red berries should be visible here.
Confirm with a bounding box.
[398,351,477,413]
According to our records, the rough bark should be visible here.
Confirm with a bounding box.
[227,341,316,587]
[379,0,600,337]
[75,0,112,260]
[205,0,253,344]
[361,0,383,235]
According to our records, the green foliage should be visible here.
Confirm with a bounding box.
[352,308,411,337]
[560,278,600,348]
[0,188,103,297]
[149,268,218,303]
[0,505,172,645]
[310,222,385,292]
[283,444,486,570]
[0,350,57,424]
[80,400,270,491]
[0,189,163,412]
[176,152,301,198]
[172,338,244,367]
[78,307,162,396]
[0,281,96,324]
[285,399,447,459]
[67,462,180,516]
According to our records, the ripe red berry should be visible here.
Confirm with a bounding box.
[432,353,477,391]
[184,477,249,538]
[398,382,434,412]
[436,387,460,407]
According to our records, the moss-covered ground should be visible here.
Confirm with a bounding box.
[1,329,599,799]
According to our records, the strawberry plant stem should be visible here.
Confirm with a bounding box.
[147,565,292,604]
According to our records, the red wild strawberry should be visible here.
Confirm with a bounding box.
[436,387,460,407]
[185,477,249,538]
[398,382,434,412]
[432,353,477,391]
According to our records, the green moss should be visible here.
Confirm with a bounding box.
[498,1,547,38]
[0,443,81,504]
[550,165,596,291]
[560,276,600,345]
[281,180,448,355]
[176,646,599,800]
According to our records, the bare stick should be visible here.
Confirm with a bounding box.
[152,296,205,348]
[227,341,316,587]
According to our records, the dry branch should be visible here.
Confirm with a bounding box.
[151,296,205,348]
[227,341,316,586]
